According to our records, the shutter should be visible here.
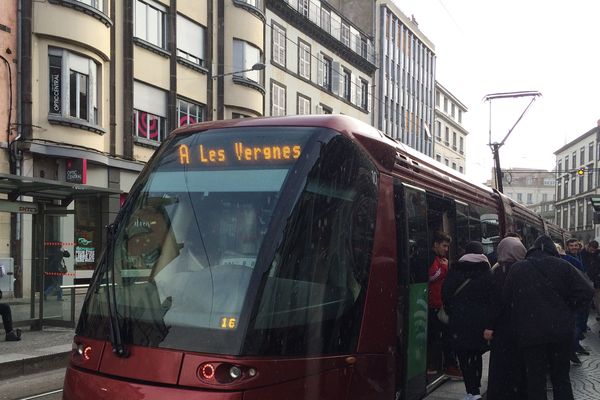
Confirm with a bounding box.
[316,104,323,114]
[317,53,324,86]
[331,61,340,94]
[351,76,358,105]
[356,78,362,108]
[367,84,372,112]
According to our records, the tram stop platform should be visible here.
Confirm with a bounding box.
[0,303,599,400]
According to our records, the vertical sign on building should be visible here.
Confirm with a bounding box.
[66,158,87,184]
[49,55,62,115]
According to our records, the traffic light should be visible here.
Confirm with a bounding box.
[577,167,585,176]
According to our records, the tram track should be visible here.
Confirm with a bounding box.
[17,389,63,400]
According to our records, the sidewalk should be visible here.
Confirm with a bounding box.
[424,313,600,400]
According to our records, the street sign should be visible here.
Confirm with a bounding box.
[0,199,38,214]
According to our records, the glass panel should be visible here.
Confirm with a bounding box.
[69,71,77,117]
[147,7,159,46]
[79,74,88,120]
[43,213,76,322]
[134,0,147,40]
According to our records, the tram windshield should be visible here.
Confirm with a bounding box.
[78,126,379,356]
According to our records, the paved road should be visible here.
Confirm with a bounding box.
[0,368,64,400]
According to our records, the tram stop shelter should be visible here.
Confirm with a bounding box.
[0,172,122,330]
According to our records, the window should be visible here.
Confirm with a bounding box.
[451,103,455,117]
[590,143,595,161]
[321,8,331,33]
[436,91,440,107]
[564,156,569,172]
[458,109,462,124]
[343,68,351,101]
[233,40,262,83]
[318,54,332,91]
[517,193,523,202]
[271,81,286,116]
[232,112,250,119]
[444,127,449,145]
[527,193,533,204]
[298,0,309,17]
[298,40,311,79]
[177,98,204,127]
[557,180,562,201]
[542,193,548,202]
[272,23,286,67]
[452,131,457,149]
[435,154,441,162]
[452,162,457,170]
[564,178,569,198]
[48,48,98,125]
[571,176,576,196]
[443,97,448,112]
[360,79,368,110]
[444,158,449,166]
[572,152,576,168]
[135,0,166,49]
[580,147,585,165]
[459,166,464,173]
[341,23,350,47]
[297,94,310,115]
[459,136,464,153]
[176,15,205,66]
[588,164,594,190]
[579,175,584,194]
[316,104,332,114]
[133,81,167,144]
[558,160,562,175]
[77,0,105,12]
[436,121,441,140]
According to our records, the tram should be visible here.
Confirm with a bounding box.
[63,115,567,400]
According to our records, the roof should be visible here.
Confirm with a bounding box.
[554,125,599,155]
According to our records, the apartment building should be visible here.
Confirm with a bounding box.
[554,121,600,242]
[265,0,376,120]
[375,0,436,157]
[487,168,556,223]
[434,82,468,173]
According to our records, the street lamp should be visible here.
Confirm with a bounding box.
[483,90,541,193]
[211,62,266,79]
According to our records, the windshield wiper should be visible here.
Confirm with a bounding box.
[105,222,129,357]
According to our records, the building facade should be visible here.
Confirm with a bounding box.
[434,82,467,173]
[554,122,600,242]
[265,0,376,120]
[375,0,436,157]
[487,168,556,223]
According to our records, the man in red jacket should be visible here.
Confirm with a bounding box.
[427,231,461,378]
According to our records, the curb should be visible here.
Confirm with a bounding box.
[0,351,71,380]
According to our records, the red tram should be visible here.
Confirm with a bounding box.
[63,115,567,400]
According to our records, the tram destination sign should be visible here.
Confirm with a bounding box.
[178,142,302,166]
[0,200,38,214]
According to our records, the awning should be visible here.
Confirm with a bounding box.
[0,173,122,202]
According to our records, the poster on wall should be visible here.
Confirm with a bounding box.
[66,158,87,184]
[75,229,96,269]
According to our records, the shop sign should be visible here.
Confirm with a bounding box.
[49,55,62,115]
[66,158,87,184]
[0,200,38,214]
[75,231,95,264]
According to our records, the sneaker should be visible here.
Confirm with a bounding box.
[5,329,21,342]
[570,353,582,365]
[444,365,463,380]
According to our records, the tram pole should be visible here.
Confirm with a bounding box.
[483,91,542,193]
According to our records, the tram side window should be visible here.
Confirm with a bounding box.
[515,220,542,249]
[468,205,499,256]
[247,135,379,356]
[455,203,469,256]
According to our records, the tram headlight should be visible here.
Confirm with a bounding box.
[229,366,242,379]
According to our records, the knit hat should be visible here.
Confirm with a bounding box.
[464,241,485,255]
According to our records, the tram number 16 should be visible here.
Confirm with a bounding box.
[220,317,237,329]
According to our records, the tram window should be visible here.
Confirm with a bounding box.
[247,135,378,356]
[469,205,499,256]
[455,203,469,256]
[406,189,429,283]
[515,220,542,248]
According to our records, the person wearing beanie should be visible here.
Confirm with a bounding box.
[503,235,594,399]
[442,241,494,400]
[485,236,527,400]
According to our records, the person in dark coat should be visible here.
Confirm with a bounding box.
[442,241,494,400]
[503,235,594,400]
[44,245,70,301]
[484,236,527,400]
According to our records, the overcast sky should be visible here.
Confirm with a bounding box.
[393,0,600,183]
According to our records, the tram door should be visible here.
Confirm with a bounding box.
[394,182,429,400]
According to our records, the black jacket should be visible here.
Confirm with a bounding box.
[442,257,494,352]
[581,248,600,288]
[503,235,594,348]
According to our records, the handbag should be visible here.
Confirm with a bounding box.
[58,258,68,274]
[437,278,471,324]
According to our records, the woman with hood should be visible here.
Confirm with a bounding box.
[442,241,494,400]
[484,236,527,400]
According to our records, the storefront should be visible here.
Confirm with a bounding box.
[0,173,121,329]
